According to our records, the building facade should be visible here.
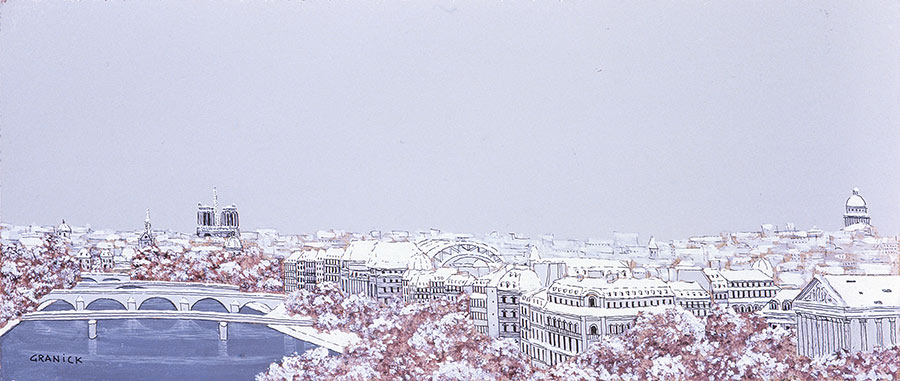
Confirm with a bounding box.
[678,268,778,312]
[794,275,899,358]
[519,277,706,366]
[470,265,542,341]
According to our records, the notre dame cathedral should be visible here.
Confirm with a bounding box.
[196,188,240,238]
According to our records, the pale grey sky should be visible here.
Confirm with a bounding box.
[1,1,898,241]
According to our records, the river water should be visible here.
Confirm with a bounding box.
[0,300,324,381]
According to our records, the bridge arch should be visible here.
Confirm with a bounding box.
[191,298,229,313]
[238,301,272,314]
[38,299,76,311]
[86,298,127,311]
[139,297,177,311]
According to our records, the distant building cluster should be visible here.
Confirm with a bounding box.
[0,186,895,362]
[280,232,787,365]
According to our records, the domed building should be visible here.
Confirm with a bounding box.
[843,187,871,228]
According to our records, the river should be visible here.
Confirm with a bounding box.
[0,300,324,381]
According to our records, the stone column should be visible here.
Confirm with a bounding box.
[843,319,851,351]
[218,338,228,357]
[797,314,806,356]
[859,318,868,351]
[875,319,884,348]
[218,321,228,341]
[830,318,838,354]
[814,316,822,357]
[88,319,98,340]
[802,314,812,357]
[836,319,845,351]
[890,318,897,347]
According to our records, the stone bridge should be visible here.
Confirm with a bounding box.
[19,281,352,352]
[38,280,284,314]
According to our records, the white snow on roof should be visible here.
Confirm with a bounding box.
[447,272,476,286]
[19,237,44,248]
[777,272,805,288]
[366,241,422,269]
[718,269,772,282]
[822,275,900,308]
[843,223,870,232]
[773,288,801,301]
[480,265,542,291]
[550,277,672,297]
[342,240,378,262]
[285,251,303,262]
[324,247,344,259]
[407,251,435,271]
[668,281,708,298]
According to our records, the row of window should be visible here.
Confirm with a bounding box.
[728,281,774,288]
[500,309,517,319]
[525,327,581,353]
[522,343,570,367]
[730,289,775,299]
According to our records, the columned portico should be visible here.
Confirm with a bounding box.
[794,275,900,358]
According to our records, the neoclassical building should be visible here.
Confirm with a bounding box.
[843,187,871,228]
[794,275,899,358]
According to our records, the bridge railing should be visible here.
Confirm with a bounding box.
[74,280,242,291]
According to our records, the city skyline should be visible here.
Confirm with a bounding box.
[2,1,898,241]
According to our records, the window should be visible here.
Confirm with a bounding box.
[589,325,598,335]
[588,297,596,307]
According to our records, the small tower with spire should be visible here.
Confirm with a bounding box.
[57,219,72,239]
[138,209,155,248]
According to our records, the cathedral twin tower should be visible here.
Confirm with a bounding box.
[196,188,240,238]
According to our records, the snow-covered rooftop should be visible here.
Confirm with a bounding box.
[820,275,900,308]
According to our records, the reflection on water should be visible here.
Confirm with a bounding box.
[0,301,325,381]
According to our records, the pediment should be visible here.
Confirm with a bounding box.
[796,277,846,307]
